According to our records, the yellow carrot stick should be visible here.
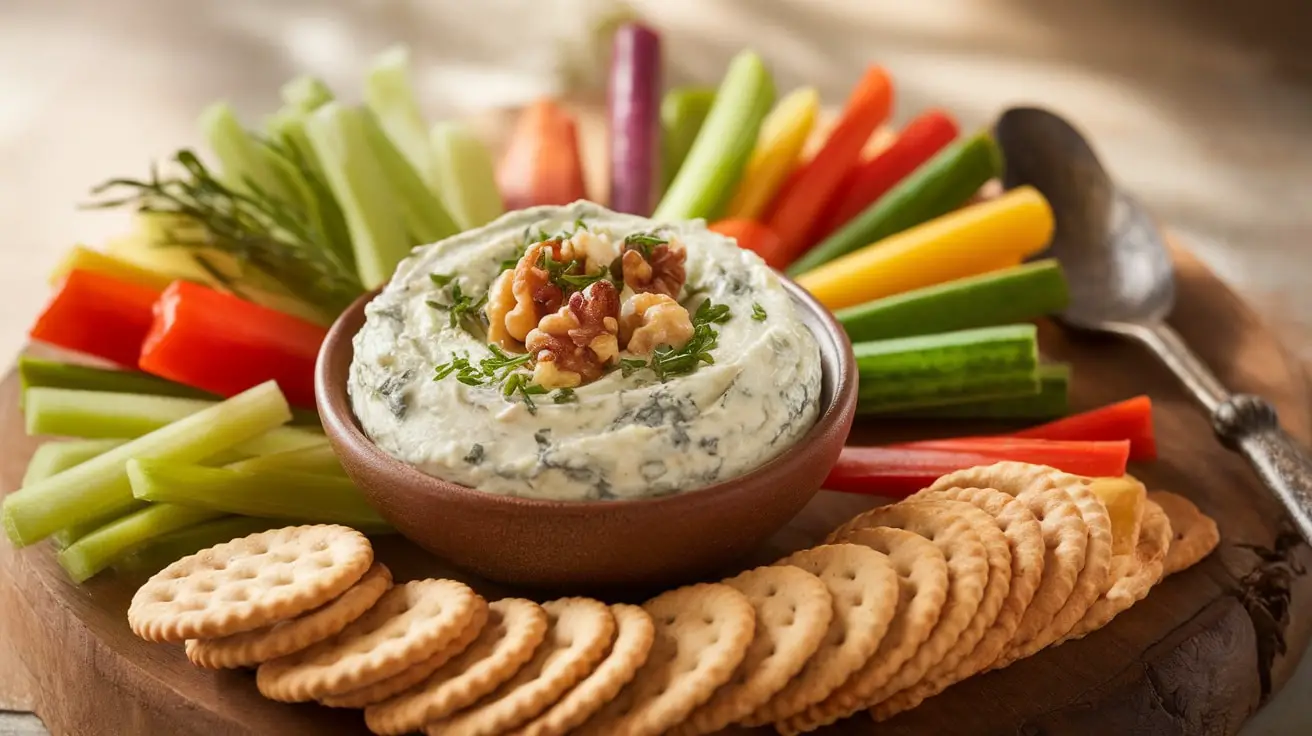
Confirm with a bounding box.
[724,87,819,220]
[796,186,1054,311]
[49,246,176,291]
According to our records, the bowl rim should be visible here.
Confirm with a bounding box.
[315,276,856,515]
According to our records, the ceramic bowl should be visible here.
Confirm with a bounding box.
[316,280,857,589]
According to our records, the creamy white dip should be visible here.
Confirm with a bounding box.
[349,201,822,501]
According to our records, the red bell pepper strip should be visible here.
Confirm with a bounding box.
[823,446,1004,497]
[892,437,1131,479]
[1010,395,1156,461]
[709,219,782,264]
[814,109,960,240]
[138,281,327,408]
[497,99,588,210]
[29,269,161,367]
[761,66,893,267]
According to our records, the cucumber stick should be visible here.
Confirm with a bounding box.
[883,364,1071,418]
[659,87,716,195]
[653,51,774,221]
[19,356,211,401]
[787,131,1002,276]
[836,260,1069,342]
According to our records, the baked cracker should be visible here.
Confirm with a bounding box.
[1148,490,1219,575]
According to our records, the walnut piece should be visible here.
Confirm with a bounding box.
[616,237,687,298]
[620,293,695,355]
[484,270,521,350]
[526,280,621,388]
[501,240,567,343]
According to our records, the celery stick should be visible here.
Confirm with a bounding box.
[236,427,327,457]
[281,75,334,113]
[51,506,146,550]
[659,87,716,195]
[58,504,223,582]
[200,102,291,202]
[362,111,459,243]
[19,356,211,401]
[430,121,504,229]
[835,260,1070,343]
[365,45,438,193]
[22,439,126,487]
[652,51,775,221]
[127,460,389,529]
[2,381,292,546]
[114,516,280,575]
[226,444,346,476]
[306,103,413,288]
[884,364,1071,419]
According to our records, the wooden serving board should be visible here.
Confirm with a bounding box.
[1,245,1310,736]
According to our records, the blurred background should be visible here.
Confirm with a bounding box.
[0,0,1309,732]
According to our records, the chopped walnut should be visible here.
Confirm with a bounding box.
[615,237,687,298]
[484,270,522,350]
[503,240,566,343]
[620,293,695,355]
[566,229,620,274]
[526,280,621,388]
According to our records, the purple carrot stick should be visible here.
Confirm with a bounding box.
[608,23,662,215]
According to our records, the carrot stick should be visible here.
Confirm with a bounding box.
[1011,396,1156,461]
[760,66,893,267]
[29,270,162,367]
[709,219,782,263]
[497,100,588,210]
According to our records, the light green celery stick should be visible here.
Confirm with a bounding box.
[200,102,291,203]
[22,439,126,488]
[652,51,774,221]
[306,103,413,288]
[2,381,292,547]
[362,112,459,243]
[365,45,438,193]
[51,506,145,550]
[430,121,504,229]
[127,460,389,530]
[58,504,223,582]
[114,516,281,575]
[19,356,211,401]
[281,75,334,113]
[659,87,716,195]
[226,444,346,476]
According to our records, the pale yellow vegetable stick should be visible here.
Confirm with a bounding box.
[796,186,1055,311]
[49,246,175,291]
[725,87,819,220]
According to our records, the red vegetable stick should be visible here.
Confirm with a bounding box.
[607,23,662,215]
[761,66,893,267]
[1011,395,1156,461]
[29,269,162,367]
[709,219,782,264]
[892,437,1131,479]
[824,446,1004,497]
[138,281,327,408]
[497,99,588,210]
[813,109,960,240]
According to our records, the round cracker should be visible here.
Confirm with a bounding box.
[741,544,899,726]
[424,598,614,736]
[1059,498,1172,642]
[1148,490,1220,575]
[780,528,948,735]
[364,598,548,736]
[256,579,482,702]
[129,524,374,643]
[676,565,833,735]
[575,583,755,736]
[186,562,393,669]
[513,604,654,736]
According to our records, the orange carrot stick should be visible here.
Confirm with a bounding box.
[497,100,588,210]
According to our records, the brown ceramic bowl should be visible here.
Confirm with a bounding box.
[316,280,856,590]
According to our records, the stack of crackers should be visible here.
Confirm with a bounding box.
[125,461,1220,734]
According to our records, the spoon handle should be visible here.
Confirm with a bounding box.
[1129,322,1312,543]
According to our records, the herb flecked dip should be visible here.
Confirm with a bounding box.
[349,201,822,501]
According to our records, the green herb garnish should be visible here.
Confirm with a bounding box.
[538,248,611,292]
[620,358,648,377]
[429,273,454,287]
[552,388,577,404]
[752,303,767,321]
[623,231,667,258]
[502,372,549,414]
[621,300,732,380]
[434,345,551,413]
[695,298,732,325]
[427,282,487,331]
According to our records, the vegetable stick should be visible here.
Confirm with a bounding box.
[28,269,160,368]
[725,86,820,220]
[761,66,893,267]
[225,444,346,477]
[19,356,210,401]
[51,507,146,551]
[497,99,589,210]
[787,131,1002,276]
[22,439,126,488]
[58,504,223,582]
[659,87,716,195]
[48,246,174,291]
[430,121,504,229]
[814,109,960,240]
[280,75,334,114]
[885,363,1071,419]
[138,281,327,408]
[114,516,281,575]
[608,22,662,215]
[200,102,293,203]
[708,219,783,262]
[892,437,1132,478]
[364,45,438,193]
[1,381,292,547]
[1011,395,1156,460]
[795,186,1055,311]
[652,50,775,221]
[361,111,460,244]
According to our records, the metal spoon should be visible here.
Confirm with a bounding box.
[994,106,1312,543]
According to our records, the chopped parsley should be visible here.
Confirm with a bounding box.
[552,387,577,404]
[620,358,649,377]
[432,345,549,414]
[694,298,732,325]
[621,299,732,381]
[429,272,455,287]
[623,231,667,258]
[538,247,612,292]
[752,302,767,321]
[502,372,549,414]
[426,281,487,331]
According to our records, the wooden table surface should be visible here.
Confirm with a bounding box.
[1,0,1310,734]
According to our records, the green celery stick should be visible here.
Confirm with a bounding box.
[2,381,292,547]
[882,363,1071,419]
[659,87,716,195]
[365,45,438,193]
[787,131,1003,276]
[19,357,210,401]
[58,504,223,582]
[835,260,1069,343]
[226,444,346,476]
[281,75,334,113]
[306,102,413,288]
[51,506,146,550]
[652,51,774,221]
[430,121,504,229]
[114,516,281,575]
[22,439,126,488]
[362,111,459,243]
[127,460,389,530]
[236,427,327,457]
[200,102,293,203]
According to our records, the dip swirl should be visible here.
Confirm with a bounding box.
[349,201,822,501]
